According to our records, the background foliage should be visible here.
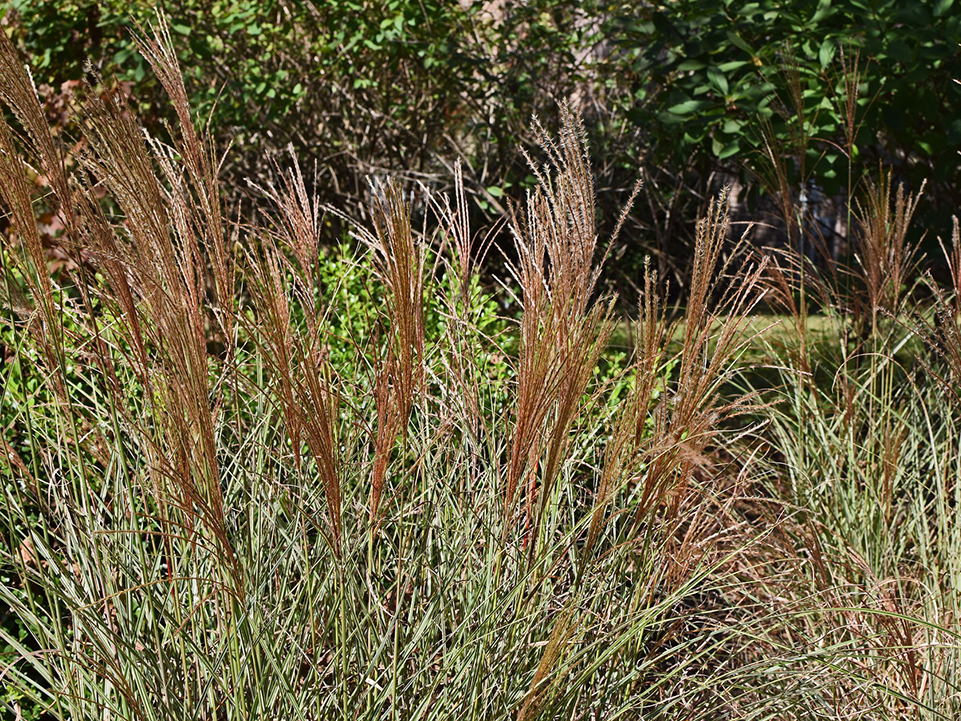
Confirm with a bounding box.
[6,0,961,295]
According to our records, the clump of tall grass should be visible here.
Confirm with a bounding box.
[6,16,961,721]
[740,147,961,717]
[0,18,782,721]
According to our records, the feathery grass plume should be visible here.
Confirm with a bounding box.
[747,46,853,371]
[637,192,766,525]
[78,65,239,594]
[135,13,234,347]
[241,150,343,560]
[586,257,672,555]
[354,177,425,528]
[0,23,72,220]
[0,32,72,402]
[434,160,476,308]
[0,114,63,389]
[752,43,821,257]
[430,162,483,424]
[854,171,924,332]
[750,113,825,378]
[768,44,816,198]
[849,175,923,521]
[831,46,875,261]
[503,104,616,547]
[241,215,343,556]
[910,219,961,402]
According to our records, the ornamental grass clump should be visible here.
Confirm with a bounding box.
[4,14,961,721]
[0,18,774,720]
[734,147,961,718]
[502,105,618,552]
